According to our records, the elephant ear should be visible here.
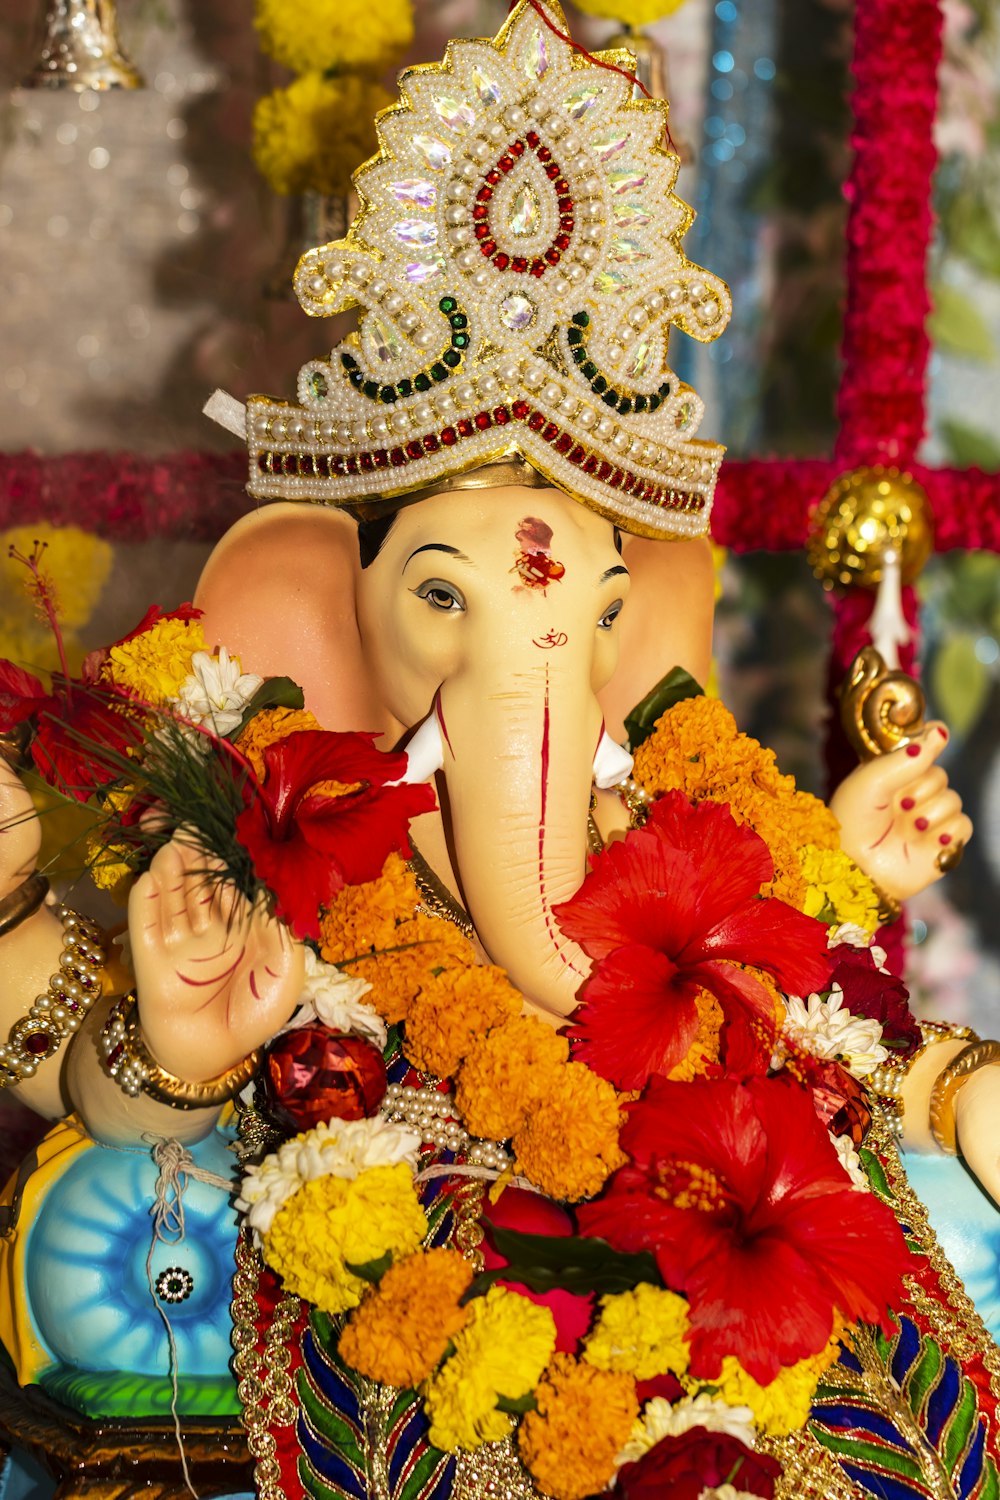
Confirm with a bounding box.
[194,503,393,737]
[599,535,716,743]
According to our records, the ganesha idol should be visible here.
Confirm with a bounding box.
[2,5,1000,1499]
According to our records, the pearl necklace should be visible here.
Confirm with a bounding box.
[381,1082,511,1172]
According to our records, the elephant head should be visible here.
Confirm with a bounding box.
[194,481,715,1018]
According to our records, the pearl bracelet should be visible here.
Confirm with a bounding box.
[0,907,105,1088]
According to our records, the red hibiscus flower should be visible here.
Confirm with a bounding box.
[829,943,920,1054]
[578,1075,908,1384]
[555,792,832,1088]
[235,729,435,940]
[617,1426,781,1500]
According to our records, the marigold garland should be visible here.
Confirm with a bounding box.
[339,1248,473,1389]
[405,966,524,1078]
[513,1061,625,1202]
[519,1354,639,1500]
[583,1284,691,1380]
[261,1162,426,1315]
[454,1015,570,1141]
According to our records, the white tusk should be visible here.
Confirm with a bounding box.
[592,731,634,790]
[203,388,247,439]
[388,712,446,785]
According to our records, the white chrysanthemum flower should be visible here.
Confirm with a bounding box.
[236,1116,420,1239]
[780,986,888,1078]
[172,647,263,738]
[283,949,386,1048]
[828,922,872,951]
[831,1132,869,1192]
[617,1394,756,1467]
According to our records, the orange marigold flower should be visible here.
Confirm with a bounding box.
[341,916,477,1026]
[236,706,323,781]
[518,1354,639,1500]
[320,852,422,960]
[513,1061,625,1202]
[405,966,523,1077]
[454,1016,570,1140]
[338,1247,473,1388]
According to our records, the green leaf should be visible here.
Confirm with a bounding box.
[940,417,1000,472]
[496,1391,538,1415]
[234,675,306,738]
[928,281,997,361]
[346,1251,393,1283]
[624,666,705,751]
[471,1228,663,1298]
[941,191,1000,281]
[930,633,990,738]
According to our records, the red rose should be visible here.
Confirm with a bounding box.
[829,943,920,1054]
[617,1426,781,1500]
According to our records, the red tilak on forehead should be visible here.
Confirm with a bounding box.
[513,515,566,590]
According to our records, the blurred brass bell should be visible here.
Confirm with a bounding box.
[22,0,144,91]
[606,26,690,161]
[807,466,933,592]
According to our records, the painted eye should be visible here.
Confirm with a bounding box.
[599,598,624,630]
[413,578,466,612]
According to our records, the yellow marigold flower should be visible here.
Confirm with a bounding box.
[687,1338,841,1437]
[572,0,689,25]
[455,1016,569,1141]
[583,1284,691,1380]
[253,74,393,197]
[235,706,322,781]
[103,617,207,705]
[405,966,523,1077]
[800,844,880,933]
[425,1287,557,1451]
[261,1162,426,1316]
[519,1354,639,1500]
[668,987,723,1082]
[339,1248,473,1389]
[514,1061,625,1202]
[254,0,413,76]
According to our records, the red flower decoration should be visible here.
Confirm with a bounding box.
[235,730,435,940]
[0,662,141,802]
[578,1075,907,1384]
[616,1426,781,1500]
[556,792,832,1088]
[829,943,920,1055]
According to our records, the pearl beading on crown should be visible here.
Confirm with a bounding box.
[242,0,732,541]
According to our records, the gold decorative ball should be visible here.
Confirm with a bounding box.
[807,466,934,591]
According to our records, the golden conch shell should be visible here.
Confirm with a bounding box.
[808,466,933,591]
[840,645,927,762]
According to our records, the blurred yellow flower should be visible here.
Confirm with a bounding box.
[572,0,690,28]
[254,0,412,76]
[253,74,393,197]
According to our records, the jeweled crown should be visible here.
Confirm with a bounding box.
[242,0,731,540]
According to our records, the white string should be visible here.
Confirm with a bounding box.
[413,1161,541,1192]
[144,1138,233,1500]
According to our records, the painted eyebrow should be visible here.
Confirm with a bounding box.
[404,543,471,570]
[599,564,630,584]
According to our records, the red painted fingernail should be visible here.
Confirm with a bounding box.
[906,743,921,758]
[901,797,915,810]
[939,833,952,846]
[915,816,929,831]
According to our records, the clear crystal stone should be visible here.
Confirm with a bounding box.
[471,66,502,104]
[364,316,403,364]
[307,369,329,398]
[389,178,437,210]
[508,184,540,237]
[563,85,602,119]
[433,94,476,134]
[522,28,548,79]
[675,401,693,430]
[405,256,446,285]
[500,293,537,331]
[413,134,452,171]
[593,132,629,162]
[611,236,649,264]
[613,201,651,228]
[627,337,652,378]
[394,218,439,249]
[594,270,633,294]
[608,170,648,195]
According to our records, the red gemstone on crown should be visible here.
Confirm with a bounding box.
[544,163,560,180]
[513,257,528,273]
[568,445,586,465]
[622,473,636,493]
[530,261,546,277]
[486,169,502,185]
[441,427,458,446]
[475,224,492,240]
[424,434,440,452]
[475,411,492,430]
[499,156,514,173]
[598,461,613,481]
[555,179,569,195]
[545,249,561,265]
[406,441,424,460]
[493,406,511,424]
[360,453,374,472]
[542,422,559,443]
[526,131,540,148]
[263,1027,388,1131]
[331,456,347,476]
[457,418,475,437]
[480,240,497,256]
[554,433,572,454]
[583,455,599,474]
[512,400,531,420]
[473,204,489,221]
[536,146,552,162]
[476,186,493,202]
[345,456,360,475]
[528,410,545,431]
[609,470,624,489]
[373,450,389,467]
[555,235,571,252]
[390,447,406,466]
[494,253,510,270]
[510,140,526,156]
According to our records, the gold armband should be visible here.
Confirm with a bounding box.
[0,872,50,938]
[869,1020,977,1139]
[0,906,104,1088]
[100,990,261,1110]
[928,1039,1000,1155]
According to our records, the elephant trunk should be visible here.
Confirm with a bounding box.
[438,661,600,1019]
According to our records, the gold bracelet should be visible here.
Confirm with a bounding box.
[100,990,261,1110]
[869,1020,977,1140]
[868,880,901,926]
[928,1039,1000,1155]
[0,906,105,1087]
[0,873,51,938]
